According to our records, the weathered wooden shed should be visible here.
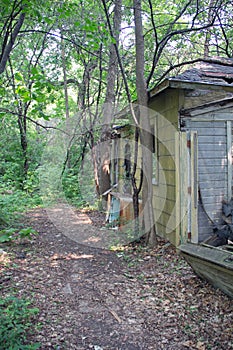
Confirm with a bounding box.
[108,60,233,296]
[149,58,233,247]
[107,124,143,230]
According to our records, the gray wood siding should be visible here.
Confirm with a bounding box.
[185,119,227,242]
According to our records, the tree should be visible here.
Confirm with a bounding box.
[98,0,122,204]
[0,0,26,74]
[133,0,156,244]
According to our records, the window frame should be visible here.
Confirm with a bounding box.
[152,118,158,185]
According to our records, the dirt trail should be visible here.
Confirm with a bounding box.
[0,207,232,350]
[44,203,129,248]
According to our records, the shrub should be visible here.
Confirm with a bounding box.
[0,296,40,350]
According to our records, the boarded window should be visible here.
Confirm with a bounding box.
[123,143,131,194]
[111,138,119,186]
[152,120,158,185]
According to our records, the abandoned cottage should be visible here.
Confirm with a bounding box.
[109,58,233,248]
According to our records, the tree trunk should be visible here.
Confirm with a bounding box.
[98,0,122,206]
[18,112,28,178]
[61,35,70,121]
[204,0,215,57]
[8,59,29,182]
[133,0,157,245]
[0,11,26,74]
[131,126,143,237]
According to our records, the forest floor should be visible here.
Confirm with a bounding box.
[0,207,233,350]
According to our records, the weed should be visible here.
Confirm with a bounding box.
[137,273,146,281]
[0,296,40,350]
[0,227,38,243]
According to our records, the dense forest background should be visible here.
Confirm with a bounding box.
[1,0,233,238]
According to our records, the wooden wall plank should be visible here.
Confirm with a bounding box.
[198,135,226,143]
[227,121,232,201]
[183,118,228,242]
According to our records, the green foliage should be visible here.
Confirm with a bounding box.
[0,296,40,350]
[0,227,38,243]
[0,189,42,229]
[62,169,97,208]
[0,108,46,191]
[22,171,40,194]
[0,124,24,186]
[62,170,81,200]
[0,228,16,243]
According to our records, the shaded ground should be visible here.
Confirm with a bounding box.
[0,207,233,350]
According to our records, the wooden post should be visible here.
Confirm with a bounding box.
[187,131,192,241]
[175,132,181,246]
[191,131,198,243]
[227,121,232,201]
[179,132,188,244]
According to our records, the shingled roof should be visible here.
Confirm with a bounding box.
[172,57,233,85]
[150,57,233,97]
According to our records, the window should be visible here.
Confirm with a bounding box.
[152,119,158,185]
[123,143,131,194]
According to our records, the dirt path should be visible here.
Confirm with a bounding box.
[0,207,233,349]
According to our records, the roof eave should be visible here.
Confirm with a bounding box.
[149,78,233,99]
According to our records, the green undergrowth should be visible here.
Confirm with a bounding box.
[0,185,42,230]
[0,296,40,350]
[0,227,38,243]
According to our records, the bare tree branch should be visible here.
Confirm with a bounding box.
[0,107,69,134]
[146,0,224,86]
[19,30,106,62]
[147,0,158,47]
[0,10,26,74]
[216,12,231,57]
[101,0,139,126]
